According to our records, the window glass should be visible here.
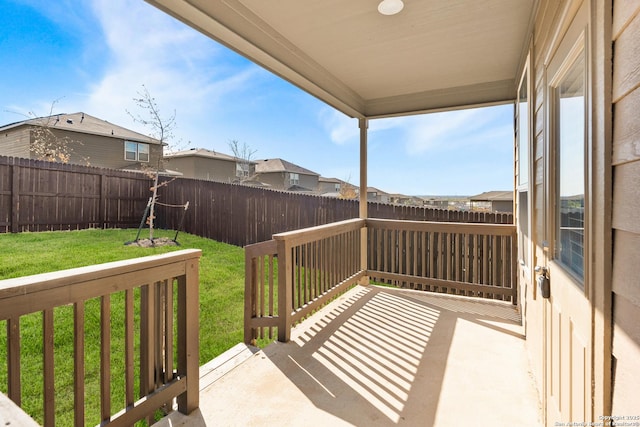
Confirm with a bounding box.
[138,143,150,162]
[556,53,585,282]
[125,141,137,161]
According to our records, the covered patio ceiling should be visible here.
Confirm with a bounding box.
[145,0,536,118]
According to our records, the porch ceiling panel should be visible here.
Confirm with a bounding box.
[146,0,536,118]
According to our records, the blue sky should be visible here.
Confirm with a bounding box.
[0,0,515,196]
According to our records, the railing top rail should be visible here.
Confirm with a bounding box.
[244,239,277,258]
[365,218,516,236]
[0,249,202,318]
[273,218,365,247]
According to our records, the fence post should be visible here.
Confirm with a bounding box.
[244,250,257,344]
[11,164,19,233]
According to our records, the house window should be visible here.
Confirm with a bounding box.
[334,183,341,192]
[125,141,149,162]
[289,173,299,185]
[236,163,249,178]
[553,50,586,284]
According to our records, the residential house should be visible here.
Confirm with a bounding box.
[317,177,342,195]
[422,197,451,209]
[388,193,423,206]
[145,0,633,423]
[317,177,358,198]
[366,187,390,203]
[0,112,164,170]
[469,190,514,213]
[254,158,319,192]
[163,148,256,183]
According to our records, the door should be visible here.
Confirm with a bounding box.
[542,2,593,424]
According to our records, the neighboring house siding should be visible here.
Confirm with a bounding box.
[611,1,640,415]
[165,150,253,183]
[318,181,340,193]
[0,125,162,169]
[0,127,30,158]
[165,157,197,178]
[256,172,285,189]
[199,157,237,182]
[492,200,513,213]
[298,174,318,191]
[49,128,161,169]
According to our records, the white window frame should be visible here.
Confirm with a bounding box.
[289,173,299,185]
[516,57,531,270]
[548,32,588,289]
[124,141,150,162]
[236,163,249,178]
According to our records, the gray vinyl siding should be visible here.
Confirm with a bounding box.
[611,0,640,415]
[166,156,238,182]
[0,125,163,169]
[257,172,318,191]
[0,127,31,158]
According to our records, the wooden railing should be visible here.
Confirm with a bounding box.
[244,218,366,344]
[0,249,201,427]
[367,219,517,302]
[245,218,518,343]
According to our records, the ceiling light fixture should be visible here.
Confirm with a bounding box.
[378,0,404,15]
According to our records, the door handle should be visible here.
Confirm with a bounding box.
[535,265,550,298]
[534,265,548,275]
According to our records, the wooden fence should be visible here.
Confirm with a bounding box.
[0,156,513,246]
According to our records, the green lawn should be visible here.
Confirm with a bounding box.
[0,228,255,426]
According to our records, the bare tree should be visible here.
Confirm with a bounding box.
[228,139,257,182]
[127,85,177,154]
[127,85,181,241]
[339,174,358,199]
[11,100,88,164]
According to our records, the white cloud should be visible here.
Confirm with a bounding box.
[318,109,358,144]
[403,105,512,155]
[318,108,410,145]
[66,0,264,140]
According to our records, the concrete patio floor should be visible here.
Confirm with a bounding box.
[160,285,543,427]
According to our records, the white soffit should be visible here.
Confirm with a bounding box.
[146,0,535,118]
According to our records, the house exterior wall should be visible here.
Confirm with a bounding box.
[0,127,30,158]
[318,181,340,193]
[298,174,318,191]
[166,156,237,182]
[257,172,286,189]
[47,128,162,169]
[492,200,513,213]
[258,172,318,191]
[0,125,163,169]
[610,0,640,415]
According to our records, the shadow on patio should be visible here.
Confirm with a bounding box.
[162,285,542,427]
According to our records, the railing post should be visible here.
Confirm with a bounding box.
[276,238,292,342]
[177,257,200,414]
[511,231,518,305]
[244,251,257,344]
[7,318,20,405]
[359,118,369,285]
